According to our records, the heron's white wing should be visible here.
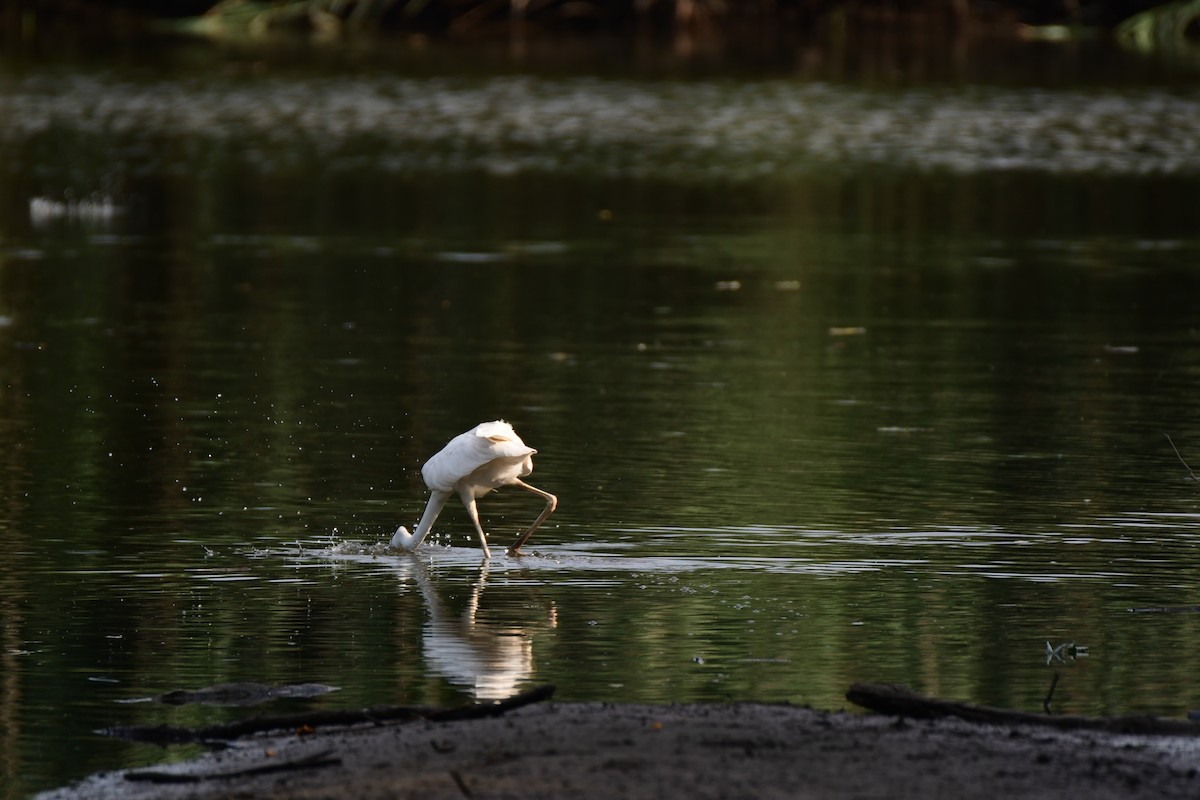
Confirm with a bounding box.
[422,420,536,491]
[472,420,519,442]
[474,420,535,459]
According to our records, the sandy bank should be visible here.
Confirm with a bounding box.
[38,698,1200,799]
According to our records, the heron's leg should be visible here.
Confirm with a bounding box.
[459,490,492,559]
[507,479,558,556]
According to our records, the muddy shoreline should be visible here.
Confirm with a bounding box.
[38,699,1200,799]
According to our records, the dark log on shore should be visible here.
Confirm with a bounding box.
[847,683,1200,736]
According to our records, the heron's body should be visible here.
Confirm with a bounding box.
[391,421,557,558]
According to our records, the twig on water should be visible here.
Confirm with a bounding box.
[1165,434,1200,485]
[1043,673,1059,715]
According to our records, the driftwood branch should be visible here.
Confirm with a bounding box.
[847,683,1200,736]
[104,684,556,746]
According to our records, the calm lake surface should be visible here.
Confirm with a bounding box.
[5,34,1200,796]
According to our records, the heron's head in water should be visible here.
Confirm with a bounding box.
[390,526,415,550]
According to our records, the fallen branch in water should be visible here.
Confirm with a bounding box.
[103,684,556,746]
[846,683,1200,736]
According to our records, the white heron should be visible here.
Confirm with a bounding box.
[390,420,558,558]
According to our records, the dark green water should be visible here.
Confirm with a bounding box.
[5,38,1200,797]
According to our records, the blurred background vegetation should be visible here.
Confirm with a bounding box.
[2,0,1197,44]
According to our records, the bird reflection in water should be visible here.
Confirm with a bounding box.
[406,557,557,702]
